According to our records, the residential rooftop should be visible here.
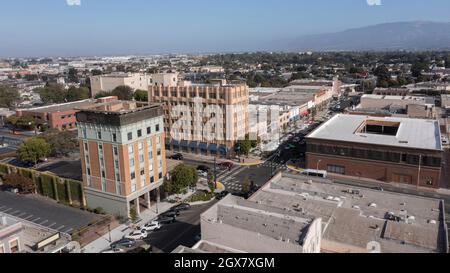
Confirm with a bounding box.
[307,114,442,151]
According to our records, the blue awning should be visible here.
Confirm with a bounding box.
[220,145,227,153]
[190,141,198,149]
[171,140,180,146]
[208,144,218,152]
[181,140,189,147]
[199,142,208,150]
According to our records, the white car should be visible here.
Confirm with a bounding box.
[141,221,161,232]
[198,170,208,177]
[124,229,148,240]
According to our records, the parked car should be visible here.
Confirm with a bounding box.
[216,191,230,200]
[162,210,180,218]
[141,221,161,232]
[157,215,176,225]
[197,165,210,172]
[110,238,136,249]
[169,153,184,160]
[172,203,191,212]
[124,229,148,240]
[373,187,384,192]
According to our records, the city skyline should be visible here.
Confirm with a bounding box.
[1,0,450,57]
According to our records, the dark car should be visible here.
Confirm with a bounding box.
[172,203,191,212]
[218,162,234,170]
[162,210,180,218]
[169,153,183,160]
[110,238,136,249]
[216,191,230,200]
[196,165,210,172]
[157,216,176,225]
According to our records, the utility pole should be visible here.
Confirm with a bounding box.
[214,156,217,190]
[417,154,422,189]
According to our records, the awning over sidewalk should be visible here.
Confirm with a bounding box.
[220,145,227,153]
[190,141,198,149]
[171,140,180,146]
[208,144,217,152]
[199,142,208,150]
[180,140,189,147]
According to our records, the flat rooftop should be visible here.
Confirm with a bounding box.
[307,114,442,151]
[255,91,314,106]
[361,94,435,105]
[250,173,447,253]
[18,99,96,113]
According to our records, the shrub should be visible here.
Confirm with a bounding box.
[68,180,83,203]
[40,173,56,199]
[56,181,68,203]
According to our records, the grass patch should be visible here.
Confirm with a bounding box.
[185,191,215,203]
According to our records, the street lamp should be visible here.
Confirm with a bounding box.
[316,159,322,174]
[417,154,422,189]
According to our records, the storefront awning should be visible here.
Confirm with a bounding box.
[190,141,198,149]
[181,140,189,147]
[208,144,218,152]
[199,142,208,150]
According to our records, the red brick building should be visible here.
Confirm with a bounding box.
[306,114,444,188]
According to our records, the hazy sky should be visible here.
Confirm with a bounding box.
[1,0,450,57]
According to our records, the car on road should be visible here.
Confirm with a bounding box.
[162,210,180,218]
[141,221,162,232]
[373,187,384,192]
[157,215,176,225]
[216,191,230,200]
[197,170,208,177]
[197,165,210,172]
[172,203,191,212]
[218,162,234,170]
[124,229,148,240]
[110,238,137,249]
[169,153,184,160]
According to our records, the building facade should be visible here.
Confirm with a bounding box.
[148,81,249,157]
[306,114,444,188]
[76,101,166,217]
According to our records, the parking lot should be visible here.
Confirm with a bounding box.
[0,191,101,234]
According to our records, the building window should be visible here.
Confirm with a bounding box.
[85,156,90,164]
[115,160,119,168]
[101,179,106,192]
[140,168,145,176]
[87,168,91,176]
[112,133,117,142]
[327,165,345,175]
[156,124,160,132]
[98,144,103,151]
[147,127,151,135]
[113,146,118,156]
[137,129,142,138]
[138,142,143,151]
[139,154,144,163]
[97,131,102,140]
[130,158,135,167]
[101,170,106,178]
[157,149,161,156]
[83,129,87,139]
[131,172,136,180]
[128,132,133,141]
[150,177,155,183]
[84,142,88,151]
[159,173,163,179]
[9,239,19,253]
[128,144,133,154]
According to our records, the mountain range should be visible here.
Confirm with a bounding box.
[279,21,450,51]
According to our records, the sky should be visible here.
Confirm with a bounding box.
[1,0,450,57]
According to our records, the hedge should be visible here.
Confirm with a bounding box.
[0,163,84,207]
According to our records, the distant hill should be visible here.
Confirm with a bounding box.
[283,21,450,51]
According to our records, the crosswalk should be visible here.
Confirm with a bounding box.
[259,161,288,170]
[0,204,74,234]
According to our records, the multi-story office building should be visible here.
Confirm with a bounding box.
[76,101,166,217]
[148,80,249,157]
[306,114,444,188]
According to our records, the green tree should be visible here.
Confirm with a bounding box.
[66,86,90,102]
[36,83,67,104]
[242,176,251,194]
[112,85,134,100]
[17,137,51,167]
[6,115,35,133]
[68,68,79,83]
[236,137,252,157]
[0,85,20,108]
[40,129,78,157]
[134,90,148,102]
[207,171,215,192]
[129,207,138,223]
[164,164,198,194]
[91,69,103,76]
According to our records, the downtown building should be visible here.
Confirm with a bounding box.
[306,114,444,188]
[76,100,166,218]
[148,80,249,157]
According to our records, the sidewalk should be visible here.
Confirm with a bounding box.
[167,150,263,166]
[82,189,196,253]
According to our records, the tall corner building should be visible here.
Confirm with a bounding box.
[148,80,249,157]
[76,101,166,217]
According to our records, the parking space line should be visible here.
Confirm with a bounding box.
[17,212,27,217]
[31,217,41,222]
[56,225,65,231]
[47,222,57,228]
[11,210,22,215]
[24,215,34,220]
[3,208,12,213]
[0,205,5,210]
[64,228,73,234]
[39,220,48,225]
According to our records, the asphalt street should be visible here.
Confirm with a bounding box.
[0,191,101,234]
[142,201,218,253]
